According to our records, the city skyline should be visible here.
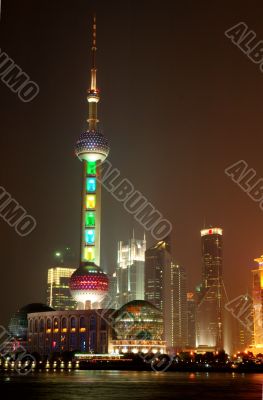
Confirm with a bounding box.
[1,1,263,397]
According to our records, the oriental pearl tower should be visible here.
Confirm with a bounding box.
[69,16,109,310]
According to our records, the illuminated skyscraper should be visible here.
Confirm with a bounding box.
[69,17,109,309]
[116,236,146,307]
[145,238,171,311]
[145,238,175,347]
[170,264,188,349]
[46,249,77,310]
[187,292,196,348]
[231,296,253,354]
[196,227,223,350]
[252,255,263,351]
[47,267,76,310]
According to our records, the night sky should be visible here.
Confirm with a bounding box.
[1,0,263,326]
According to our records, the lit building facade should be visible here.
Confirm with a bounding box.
[145,238,171,311]
[27,301,166,357]
[116,237,146,307]
[251,255,263,351]
[144,238,176,348]
[186,292,196,348]
[111,300,166,354]
[69,17,109,310]
[27,309,113,356]
[47,267,76,310]
[170,264,188,349]
[196,227,223,350]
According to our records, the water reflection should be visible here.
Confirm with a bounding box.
[0,371,262,399]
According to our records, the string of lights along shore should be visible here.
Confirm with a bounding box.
[69,16,110,310]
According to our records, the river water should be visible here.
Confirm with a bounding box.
[0,370,262,399]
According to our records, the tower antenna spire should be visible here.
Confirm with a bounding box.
[91,14,97,70]
[87,14,99,129]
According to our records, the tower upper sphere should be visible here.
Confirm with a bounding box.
[75,129,109,162]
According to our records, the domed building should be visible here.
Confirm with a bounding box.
[9,303,54,341]
[111,300,166,354]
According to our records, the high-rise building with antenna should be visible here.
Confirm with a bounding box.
[69,16,109,310]
[196,227,223,350]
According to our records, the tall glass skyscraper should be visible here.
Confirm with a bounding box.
[145,237,188,349]
[145,238,172,311]
[115,236,146,307]
[187,292,196,348]
[170,264,188,349]
[196,227,223,350]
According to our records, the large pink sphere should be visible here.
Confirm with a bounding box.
[69,263,109,305]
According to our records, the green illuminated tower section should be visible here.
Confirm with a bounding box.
[80,160,101,265]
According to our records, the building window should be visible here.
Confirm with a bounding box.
[46,319,52,333]
[90,316,96,330]
[62,317,67,332]
[70,317,77,332]
[34,319,38,333]
[40,319,44,333]
[80,317,86,332]
[53,318,59,332]
[29,320,33,333]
